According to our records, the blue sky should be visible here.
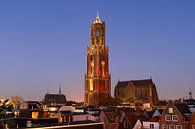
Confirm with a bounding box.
[0,1,195,101]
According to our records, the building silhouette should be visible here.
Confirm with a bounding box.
[43,86,66,106]
[84,14,111,107]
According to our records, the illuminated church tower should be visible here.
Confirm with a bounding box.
[85,14,111,107]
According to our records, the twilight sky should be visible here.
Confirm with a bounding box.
[0,1,195,101]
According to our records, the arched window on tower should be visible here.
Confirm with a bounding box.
[90,61,94,77]
[96,29,100,37]
[101,61,105,77]
[89,79,93,92]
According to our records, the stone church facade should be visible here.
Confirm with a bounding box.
[114,79,159,107]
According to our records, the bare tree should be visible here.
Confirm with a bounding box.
[10,95,24,108]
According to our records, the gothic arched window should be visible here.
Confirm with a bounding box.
[96,29,100,37]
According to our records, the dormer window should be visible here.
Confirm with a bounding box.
[168,108,173,113]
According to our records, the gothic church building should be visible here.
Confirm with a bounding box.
[114,79,159,107]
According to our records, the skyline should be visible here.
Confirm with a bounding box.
[0,1,195,101]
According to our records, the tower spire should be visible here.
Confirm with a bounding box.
[59,84,61,94]
[94,12,102,24]
[189,89,192,99]
[97,11,99,19]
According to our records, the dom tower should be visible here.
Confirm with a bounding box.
[85,14,111,107]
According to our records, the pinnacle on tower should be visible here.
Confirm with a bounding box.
[189,90,192,99]
[59,85,61,94]
[96,11,99,19]
[94,12,102,24]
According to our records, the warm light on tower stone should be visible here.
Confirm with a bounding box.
[84,14,111,107]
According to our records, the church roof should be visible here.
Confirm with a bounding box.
[44,94,66,105]
[116,79,154,88]
[132,79,153,85]
[117,81,129,87]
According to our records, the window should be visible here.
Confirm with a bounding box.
[165,114,171,121]
[163,124,168,129]
[124,121,128,128]
[176,125,182,129]
[96,29,100,37]
[32,112,39,119]
[150,124,154,129]
[169,125,175,129]
[89,79,93,91]
[90,61,94,77]
[101,61,105,77]
[172,115,178,122]
[169,108,173,113]
[192,125,195,129]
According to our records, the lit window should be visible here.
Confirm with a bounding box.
[169,108,173,113]
[172,115,178,122]
[169,125,175,129]
[150,124,154,129]
[163,124,168,129]
[101,61,105,77]
[89,79,93,91]
[90,61,94,77]
[176,125,182,129]
[32,112,39,119]
[165,114,171,121]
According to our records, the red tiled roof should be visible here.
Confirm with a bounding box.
[149,116,159,122]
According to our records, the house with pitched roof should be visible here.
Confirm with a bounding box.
[190,113,195,129]
[159,102,191,129]
[118,111,141,129]
[99,110,119,129]
[143,109,163,129]
[118,109,155,129]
